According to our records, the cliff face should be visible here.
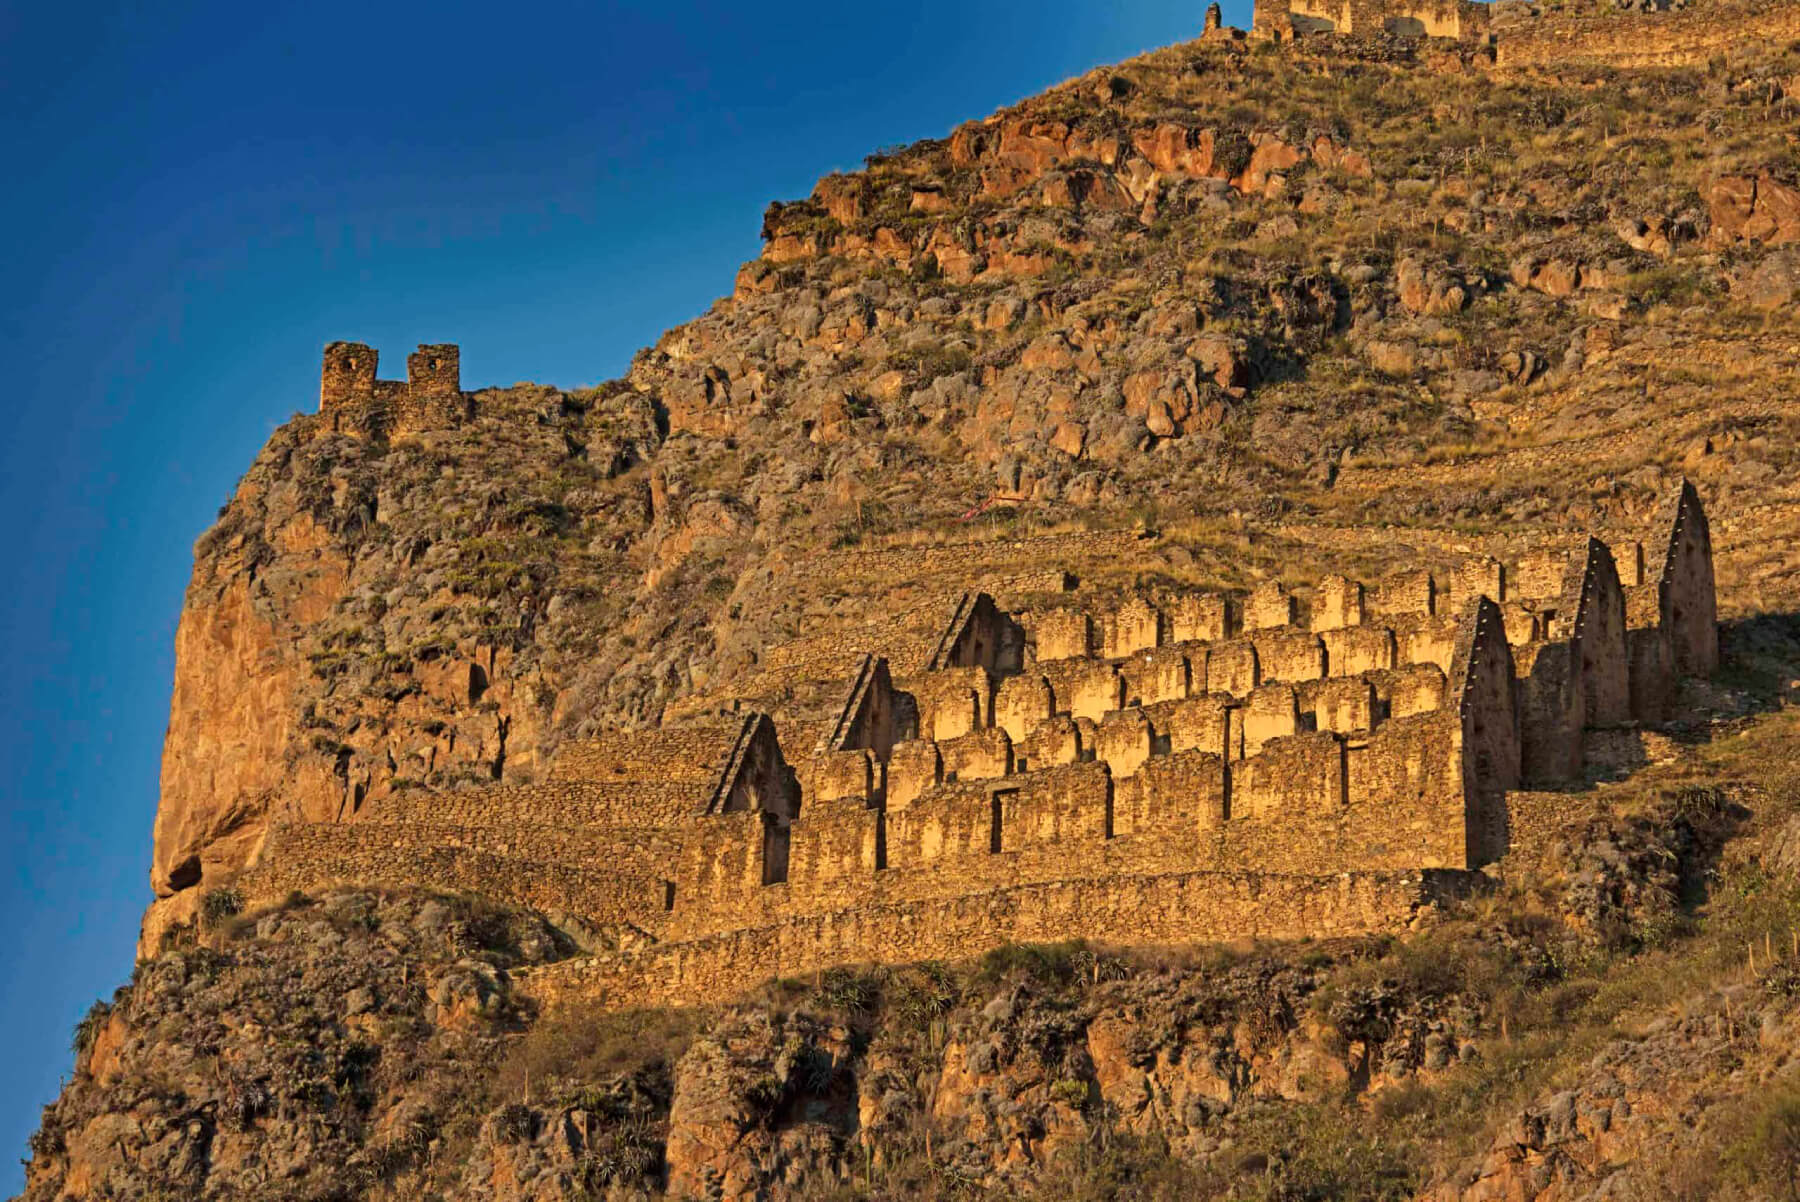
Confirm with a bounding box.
[59,0,1800,1194]
[141,394,667,952]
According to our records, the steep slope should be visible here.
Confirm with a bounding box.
[43,1,1800,1196]
[144,8,1800,952]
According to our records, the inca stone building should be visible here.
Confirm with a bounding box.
[244,360,1720,1009]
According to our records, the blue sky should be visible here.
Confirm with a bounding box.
[0,0,1243,1186]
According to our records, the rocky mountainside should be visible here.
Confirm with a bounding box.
[29,677,1800,1200]
[143,6,1800,951]
[31,1,1800,1197]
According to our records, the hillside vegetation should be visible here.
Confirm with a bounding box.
[29,2,1800,1197]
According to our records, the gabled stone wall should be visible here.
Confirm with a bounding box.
[240,483,1720,1011]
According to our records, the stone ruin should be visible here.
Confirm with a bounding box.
[1251,0,1492,40]
[319,340,466,437]
[240,481,1719,1009]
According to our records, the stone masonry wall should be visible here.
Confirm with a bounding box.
[250,485,1715,1011]
[242,823,664,927]
[1493,0,1800,71]
[513,870,1459,1011]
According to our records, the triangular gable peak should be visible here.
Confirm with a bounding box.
[1449,595,1520,797]
[1557,537,1631,727]
[699,713,800,821]
[1655,479,1718,677]
[928,591,1019,673]
[822,654,906,762]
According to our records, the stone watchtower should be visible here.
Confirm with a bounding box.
[320,341,379,410]
[318,341,466,436]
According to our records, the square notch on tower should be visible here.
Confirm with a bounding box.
[407,344,461,397]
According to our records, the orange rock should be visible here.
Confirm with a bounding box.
[949,122,989,166]
[1311,135,1373,179]
[980,163,1037,200]
[763,233,817,263]
[910,186,953,213]
[1532,259,1582,298]
[1707,175,1759,242]
[1146,397,1178,437]
[812,174,865,224]
[1189,333,1252,394]
[1237,135,1305,195]
[996,118,1070,173]
[1021,333,1077,373]
[1755,172,1800,243]
[1051,421,1086,458]
[1132,123,1220,177]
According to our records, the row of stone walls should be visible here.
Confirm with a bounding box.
[1505,489,1715,790]
[1027,569,1439,665]
[869,658,1454,818]
[1493,0,1800,70]
[514,869,1456,1012]
[1253,0,1488,40]
[242,822,663,926]
[1022,533,1647,682]
[733,714,1463,912]
[651,711,1469,938]
[1029,601,1461,693]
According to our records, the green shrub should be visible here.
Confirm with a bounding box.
[201,886,245,928]
[817,967,882,1016]
[71,1000,112,1057]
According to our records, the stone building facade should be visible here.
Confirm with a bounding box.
[1251,0,1491,41]
[239,481,1720,1009]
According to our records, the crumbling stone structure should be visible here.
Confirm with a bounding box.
[318,341,466,436]
[238,482,1719,1011]
[1252,0,1491,40]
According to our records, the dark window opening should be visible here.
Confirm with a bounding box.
[944,770,959,784]
[989,794,1006,854]
[661,880,677,911]
[1297,713,1318,734]
[761,818,790,886]
[468,663,489,705]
